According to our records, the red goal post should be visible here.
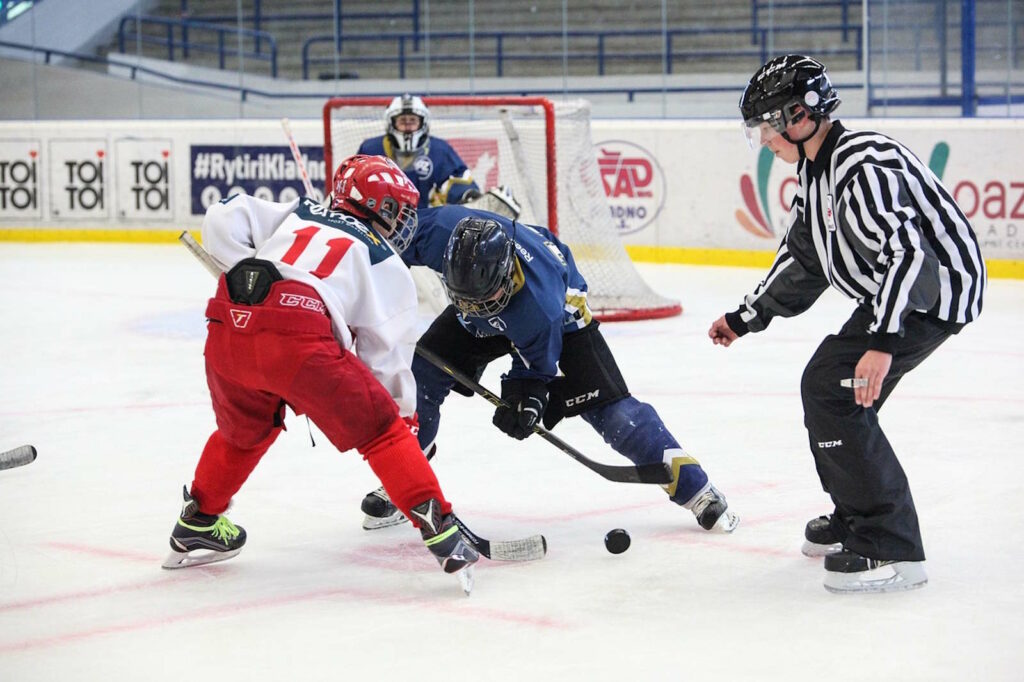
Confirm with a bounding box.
[322,95,681,321]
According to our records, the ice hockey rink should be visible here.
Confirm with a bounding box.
[1,242,1022,681]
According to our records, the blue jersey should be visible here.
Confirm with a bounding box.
[357,136,480,208]
[413,205,591,382]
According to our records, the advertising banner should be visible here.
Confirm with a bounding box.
[189,145,326,215]
[0,139,43,220]
[1,118,1021,265]
[49,138,109,220]
[114,138,174,221]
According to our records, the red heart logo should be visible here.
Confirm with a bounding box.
[97,150,105,158]
[162,150,170,158]
[29,150,38,158]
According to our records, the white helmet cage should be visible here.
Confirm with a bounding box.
[385,94,431,154]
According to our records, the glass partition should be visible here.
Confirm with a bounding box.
[0,1,1019,119]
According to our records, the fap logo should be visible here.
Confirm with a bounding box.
[0,140,42,219]
[596,140,665,234]
[448,138,501,190]
[49,139,109,219]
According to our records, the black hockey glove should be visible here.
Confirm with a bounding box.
[493,378,549,440]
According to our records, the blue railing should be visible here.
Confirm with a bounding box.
[9,36,1024,114]
[752,0,854,43]
[302,25,863,80]
[117,15,278,78]
[173,0,421,51]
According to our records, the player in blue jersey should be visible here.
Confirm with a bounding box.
[360,205,739,534]
[357,94,481,208]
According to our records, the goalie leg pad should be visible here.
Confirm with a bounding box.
[543,321,630,429]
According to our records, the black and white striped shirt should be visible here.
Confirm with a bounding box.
[729,121,985,350]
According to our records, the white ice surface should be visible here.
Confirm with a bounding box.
[1,243,1022,681]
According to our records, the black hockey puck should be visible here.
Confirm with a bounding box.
[604,528,631,554]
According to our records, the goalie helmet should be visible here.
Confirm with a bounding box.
[330,154,420,252]
[442,217,516,317]
[385,94,431,154]
[740,55,840,144]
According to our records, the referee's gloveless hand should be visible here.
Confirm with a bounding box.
[708,315,739,347]
[853,350,892,408]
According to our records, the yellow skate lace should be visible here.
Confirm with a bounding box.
[178,515,241,546]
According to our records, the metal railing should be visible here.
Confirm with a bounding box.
[302,25,863,80]
[173,0,421,51]
[117,15,278,78]
[752,0,854,43]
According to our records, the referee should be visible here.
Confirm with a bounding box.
[708,55,985,593]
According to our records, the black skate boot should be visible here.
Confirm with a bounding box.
[409,498,479,595]
[162,486,246,569]
[685,483,739,533]
[360,445,435,530]
[801,515,842,557]
[360,486,408,530]
[823,549,927,594]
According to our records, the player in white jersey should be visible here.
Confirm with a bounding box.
[709,55,985,594]
[162,154,479,592]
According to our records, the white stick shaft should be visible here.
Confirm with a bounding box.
[280,117,316,198]
[178,231,222,278]
[0,445,36,470]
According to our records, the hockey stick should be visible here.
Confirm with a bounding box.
[454,515,546,562]
[176,235,544,559]
[498,108,543,223]
[179,230,222,277]
[0,445,37,470]
[280,117,318,199]
[414,345,673,485]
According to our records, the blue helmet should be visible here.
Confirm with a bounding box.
[442,217,516,317]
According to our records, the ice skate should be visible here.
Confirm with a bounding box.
[802,515,843,557]
[162,486,246,569]
[684,483,739,533]
[823,549,927,594]
[360,485,408,530]
[410,498,479,595]
[361,445,434,530]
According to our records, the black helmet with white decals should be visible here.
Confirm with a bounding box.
[740,55,840,145]
[442,217,516,317]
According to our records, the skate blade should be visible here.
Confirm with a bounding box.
[456,565,474,596]
[710,511,740,534]
[162,547,242,569]
[823,562,928,594]
[361,512,409,531]
[801,540,843,557]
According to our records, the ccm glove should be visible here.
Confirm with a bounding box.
[493,378,549,440]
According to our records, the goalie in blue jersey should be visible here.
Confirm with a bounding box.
[360,204,739,535]
[357,94,481,208]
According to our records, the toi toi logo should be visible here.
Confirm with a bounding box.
[596,140,665,235]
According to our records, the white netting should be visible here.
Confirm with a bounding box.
[324,96,680,321]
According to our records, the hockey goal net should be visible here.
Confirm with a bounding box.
[322,96,681,321]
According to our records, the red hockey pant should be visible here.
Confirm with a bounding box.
[191,277,449,526]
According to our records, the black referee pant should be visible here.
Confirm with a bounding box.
[801,306,962,562]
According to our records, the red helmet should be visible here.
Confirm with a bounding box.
[330,154,420,252]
